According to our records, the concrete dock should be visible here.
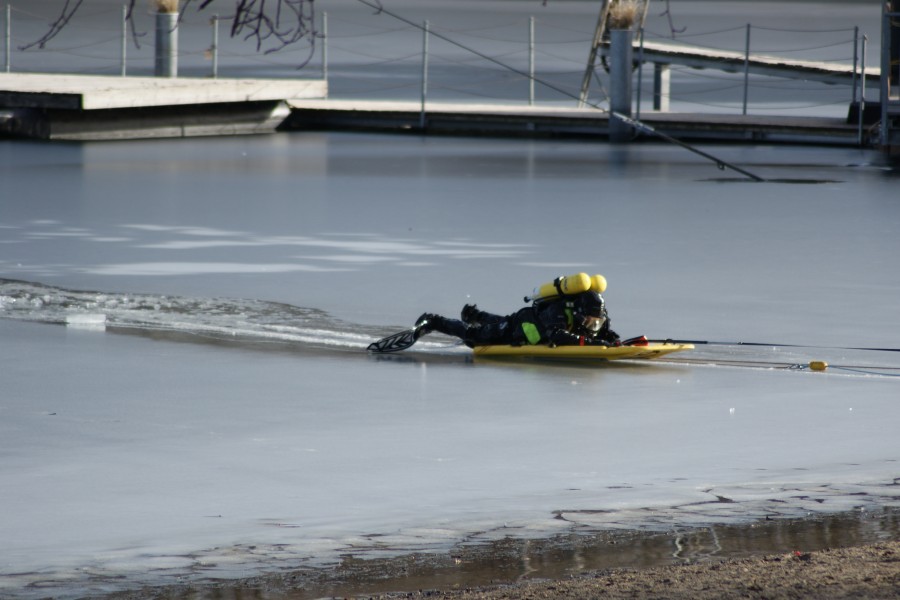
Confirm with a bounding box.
[0,73,864,145]
[0,73,326,140]
[0,73,871,145]
[285,99,865,146]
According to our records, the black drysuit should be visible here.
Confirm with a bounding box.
[426,299,619,347]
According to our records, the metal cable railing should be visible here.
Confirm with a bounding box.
[1,3,873,120]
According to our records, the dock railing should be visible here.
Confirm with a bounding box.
[1,3,875,122]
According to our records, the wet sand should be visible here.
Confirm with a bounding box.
[104,510,899,600]
[369,541,900,600]
[106,538,900,600]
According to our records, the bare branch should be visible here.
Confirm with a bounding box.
[19,0,85,50]
[24,0,317,65]
[660,0,686,37]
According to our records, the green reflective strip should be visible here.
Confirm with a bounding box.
[521,322,541,345]
[564,308,574,329]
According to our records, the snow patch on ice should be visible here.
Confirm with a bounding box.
[65,313,106,330]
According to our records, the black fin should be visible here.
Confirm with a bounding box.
[367,328,420,353]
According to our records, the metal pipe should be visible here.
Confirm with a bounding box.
[5,4,10,73]
[859,35,867,146]
[121,4,127,76]
[851,26,859,103]
[880,6,890,147]
[155,9,179,77]
[420,20,429,129]
[609,28,634,143]
[636,28,644,120]
[528,16,535,106]
[742,23,751,115]
[322,11,328,93]
[211,14,218,78]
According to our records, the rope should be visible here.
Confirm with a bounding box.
[791,364,900,377]
[354,0,765,183]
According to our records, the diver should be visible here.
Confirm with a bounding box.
[415,289,620,348]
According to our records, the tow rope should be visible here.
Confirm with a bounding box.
[355,0,766,182]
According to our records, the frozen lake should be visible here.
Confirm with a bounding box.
[2,1,900,598]
[2,132,899,599]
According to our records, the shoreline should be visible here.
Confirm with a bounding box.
[369,540,900,600]
[102,509,900,600]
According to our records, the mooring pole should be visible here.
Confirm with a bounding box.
[609,28,634,143]
[155,5,178,77]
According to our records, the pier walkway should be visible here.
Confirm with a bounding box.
[0,73,865,145]
[285,99,862,146]
[0,73,326,140]
[630,39,878,86]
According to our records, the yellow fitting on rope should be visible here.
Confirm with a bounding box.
[809,361,828,372]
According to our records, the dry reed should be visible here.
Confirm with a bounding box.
[607,0,640,30]
[154,0,179,13]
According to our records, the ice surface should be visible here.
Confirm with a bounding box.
[2,2,899,596]
[3,134,900,598]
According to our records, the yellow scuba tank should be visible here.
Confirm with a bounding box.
[526,272,604,302]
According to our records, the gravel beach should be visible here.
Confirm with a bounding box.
[369,540,900,600]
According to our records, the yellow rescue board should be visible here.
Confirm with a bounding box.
[472,342,693,361]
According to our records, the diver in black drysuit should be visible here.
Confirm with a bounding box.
[415,290,620,348]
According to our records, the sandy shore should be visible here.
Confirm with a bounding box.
[368,540,900,600]
[102,512,900,600]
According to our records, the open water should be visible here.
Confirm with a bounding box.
[1,1,899,598]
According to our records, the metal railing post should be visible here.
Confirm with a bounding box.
[322,11,328,92]
[528,16,535,106]
[121,4,127,76]
[420,20,429,129]
[211,14,219,78]
[636,28,645,119]
[5,4,10,73]
[859,35,867,146]
[742,23,751,115]
[880,7,890,147]
[851,26,859,103]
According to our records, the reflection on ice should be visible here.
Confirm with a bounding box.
[80,261,344,276]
